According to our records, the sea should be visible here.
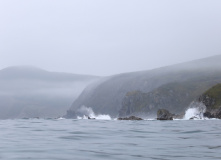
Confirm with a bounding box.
[0,117,220,160]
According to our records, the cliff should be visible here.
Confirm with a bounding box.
[68,55,221,118]
[199,83,221,118]
[119,80,219,118]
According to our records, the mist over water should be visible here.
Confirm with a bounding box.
[0,66,99,119]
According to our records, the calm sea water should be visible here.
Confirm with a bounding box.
[0,119,220,160]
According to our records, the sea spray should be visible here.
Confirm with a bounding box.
[76,106,111,120]
[184,101,206,120]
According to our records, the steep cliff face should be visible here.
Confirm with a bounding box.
[68,55,221,118]
[199,84,221,110]
[119,80,220,118]
[199,83,221,118]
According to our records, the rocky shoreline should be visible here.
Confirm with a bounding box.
[118,116,143,120]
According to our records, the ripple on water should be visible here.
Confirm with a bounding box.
[0,119,220,160]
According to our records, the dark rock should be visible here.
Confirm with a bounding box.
[202,110,221,119]
[157,117,173,120]
[215,108,221,119]
[198,95,216,109]
[189,116,198,120]
[87,116,96,120]
[173,113,185,119]
[203,112,215,118]
[157,109,173,120]
[34,117,40,119]
[118,116,143,120]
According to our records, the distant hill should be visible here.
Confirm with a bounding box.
[67,55,221,118]
[0,66,99,119]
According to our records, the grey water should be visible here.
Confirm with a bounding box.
[0,119,220,160]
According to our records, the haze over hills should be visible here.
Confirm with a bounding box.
[67,55,221,118]
[0,66,99,119]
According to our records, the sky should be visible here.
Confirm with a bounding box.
[0,0,221,76]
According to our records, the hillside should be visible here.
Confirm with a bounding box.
[199,83,221,111]
[67,55,221,118]
[198,83,221,119]
[0,66,99,119]
[119,80,219,118]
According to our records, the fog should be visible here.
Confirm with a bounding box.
[1,0,221,119]
[0,0,221,76]
[0,66,98,119]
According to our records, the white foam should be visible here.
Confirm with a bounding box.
[184,108,202,120]
[183,101,206,120]
[57,117,65,120]
[143,119,155,121]
[76,106,111,120]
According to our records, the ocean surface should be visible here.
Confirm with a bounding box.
[0,118,220,160]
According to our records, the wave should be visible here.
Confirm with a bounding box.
[181,101,219,120]
[76,106,111,120]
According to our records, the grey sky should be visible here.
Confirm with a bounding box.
[0,0,221,76]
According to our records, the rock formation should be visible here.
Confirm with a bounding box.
[118,116,143,120]
[157,109,174,120]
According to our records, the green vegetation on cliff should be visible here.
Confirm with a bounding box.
[119,80,220,117]
[202,83,221,109]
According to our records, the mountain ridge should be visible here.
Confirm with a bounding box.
[0,65,99,81]
[0,66,99,119]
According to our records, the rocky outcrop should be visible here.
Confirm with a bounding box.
[215,108,221,119]
[117,116,143,120]
[199,95,216,110]
[199,83,221,119]
[87,116,96,120]
[157,109,173,120]
[203,109,221,119]
[203,111,215,118]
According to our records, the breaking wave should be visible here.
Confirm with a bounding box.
[183,101,206,120]
[76,106,111,120]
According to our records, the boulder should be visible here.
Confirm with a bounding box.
[203,110,221,119]
[157,109,173,120]
[189,116,198,120]
[203,112,215,118]
[88,116,96,120]
[118,116,143,120]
